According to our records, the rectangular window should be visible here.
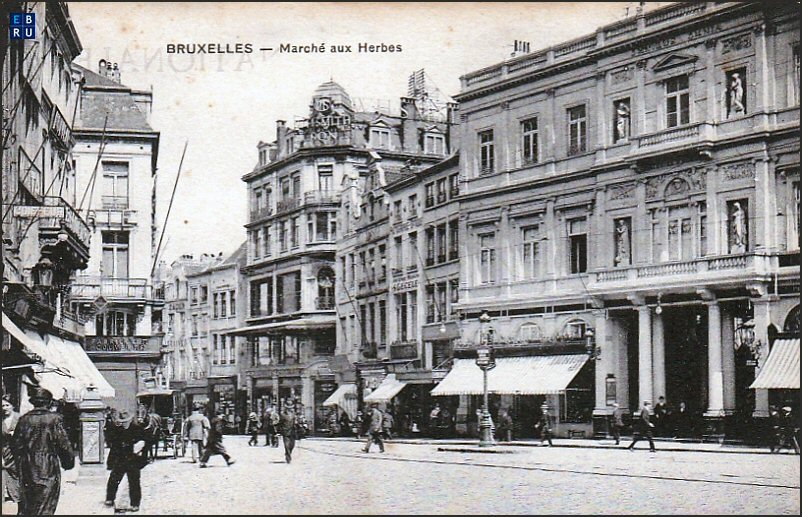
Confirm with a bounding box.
[263,226,271,256]
[568,218,588,274]
[408,194,418,218]
[426,285,436,324]
[102,162,129,209]
[394,236,404,270]
[101,231,129,278]
[425,183,435,208]
[279,221,288,251]
[436,223,447,263]
[394,200,402,221]
[449,220,459,261]
[424,133,446,155]
[408,232,418,269]
[521,225,542,279]
[317,164,333,192]
[291,173,301,200]
[436,178,447,204]
[370,127,391,149]
[449,173,460,198]
[315,212,329,241]
[567,105,587,155]
[378,244,386,280]
[229,290,236,316]
[396,293,408,342]
[792,45,800,106]
[220,292,227,318]
[281,177,291,200]
[349,253,356,287]
[521,117,539,164]
[699,203,708,257]
[666,75,690,128]
[408,291,417,340]
[291,217,299,247]
[437,283,447,322]
[478,129,495,174]
[213,293,219,318]
[379,299,387,344]
[213,335,219,365]
[479,232,496,284]
[426,227,436,266]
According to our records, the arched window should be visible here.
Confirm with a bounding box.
[563,319,588,339]
[518,322,542,342]
[784,305,800,334]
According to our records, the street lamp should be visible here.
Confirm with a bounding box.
[476,309,495,447]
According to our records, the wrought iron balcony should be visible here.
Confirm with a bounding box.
[315,296,335,310]
[276,197,300,214]
[10,196,92,249]
[304,190,341,205]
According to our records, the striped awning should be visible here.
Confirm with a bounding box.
[364,374,407,403]
[750,338,800,390]
[431,354,589,396]
[322,383,357,419]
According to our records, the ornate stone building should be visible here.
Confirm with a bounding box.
[444,2,799,439]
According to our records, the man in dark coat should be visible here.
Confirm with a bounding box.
[11,387,74,515]
[535,403,554,446]
[627,400,656,452]
[104,409,148,512]
[279,405,297,464]
[199,410,235,467]
[609,402,625,445]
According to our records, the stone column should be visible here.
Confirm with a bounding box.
[652,312,666,402]
[636,303,653,406]
[593,308,609,414]
[752,293,773,418]
[705,300,725,417]
[721,305,736,413]
[594,71,607,165]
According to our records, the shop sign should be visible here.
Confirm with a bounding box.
[84,336,151,352]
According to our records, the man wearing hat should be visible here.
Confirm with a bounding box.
[245,411,261,446]
[609,402,625,445]
[104,408,148,512]
[184,404,210,462]
[627,400,656,452]
[534,403,554,447]
[199,409,235,468]
[11,387,74,515]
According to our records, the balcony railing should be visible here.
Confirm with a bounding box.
[249,205,273,221]
[316,296,335,310]
[14,196,92,247]
[304,190,340,205]
[592,253,761,284]
[637,123,701,148]
[276,198,300,214]
[102,195,129,210]
[71,276,151,299]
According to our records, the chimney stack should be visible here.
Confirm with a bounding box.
[510,40,531,58]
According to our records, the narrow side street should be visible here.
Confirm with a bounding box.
[25,437,798,515]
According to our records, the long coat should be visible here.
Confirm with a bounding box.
[105,420,147,471]
[205,415,228,454]
[12,408,75,515]
[367,408,383,433]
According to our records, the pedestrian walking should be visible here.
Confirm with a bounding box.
[535,403,554,446]
[11,387,75,515]
[245,412,261,446]
[184,404,210,463]
[496,408,513,442]
[279,405,298,464]
[382,409,395,440]
[627,400,656,452]
[362,404,385,453]
[2,395,21,504]
[263,406,279,447]
[104,409,148,512]
[609,402,624,445]
[199,410,235,468]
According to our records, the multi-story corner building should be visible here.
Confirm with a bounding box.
[370,154,461,434]
[2,1,113,413]
[441,2,799,439]
[68,60,163,413]
[162,252,221,409]
[236,77,457,430]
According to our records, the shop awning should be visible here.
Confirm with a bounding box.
[226,315,336,335]
[750,338,800,390]
[322,383,357,419]
[364,374,407,403]
[46,335,116,399]
[431,354,589,396]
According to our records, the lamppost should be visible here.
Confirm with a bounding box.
[476,310,495,447]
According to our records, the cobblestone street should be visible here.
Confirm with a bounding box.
[12,437,793,515]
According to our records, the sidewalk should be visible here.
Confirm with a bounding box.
[309,435,799,455]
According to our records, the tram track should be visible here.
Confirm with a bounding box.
[298,442,800,491]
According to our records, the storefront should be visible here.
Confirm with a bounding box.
[209,376,238,432]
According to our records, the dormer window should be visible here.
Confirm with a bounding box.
[424,132,446,155]
[370,127,391,149]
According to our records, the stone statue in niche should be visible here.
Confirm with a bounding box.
[729,201,748,253]
[614,99,630,142]
[728,72,745,117]
[614,219,631,266]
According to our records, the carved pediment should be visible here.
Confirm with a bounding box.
[652,53,698,72]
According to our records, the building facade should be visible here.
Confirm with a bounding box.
[2,1,113,415]
[445,2,799,439]
[69,61,163,413]
[237,78,457,430]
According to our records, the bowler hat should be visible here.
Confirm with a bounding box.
[29,386,54,403]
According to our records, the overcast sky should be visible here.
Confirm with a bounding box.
[68,2,671,265]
